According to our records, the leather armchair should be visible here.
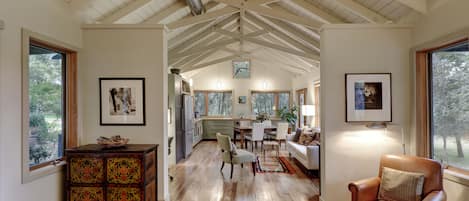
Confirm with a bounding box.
[348,155,446,201]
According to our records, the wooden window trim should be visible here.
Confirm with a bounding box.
[415,37,469,174]
[22,29,78,183]
[194,90,233,117]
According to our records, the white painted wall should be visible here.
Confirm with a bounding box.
[184,60,295,117]
[320,24,413,201]
[80,25,168,201]
[410,0,469,200]
[0,1,82,200]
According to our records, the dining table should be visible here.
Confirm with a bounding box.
[233,125,277,148]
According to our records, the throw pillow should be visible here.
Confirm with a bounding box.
[304,140,320,146]
[313,132,320,142]
[298,133,315,145]
[378,167,425,201]
[292,128,302,142]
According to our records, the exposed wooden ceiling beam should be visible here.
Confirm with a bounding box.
[244,37,319,61]
[288,0,344,24]
[215,0,321,29]
[214,28,268,39]
[172,38,239,60]
[245,12,317,55]
[169,15,239,55]
[170,22,239,65]
[334,0,390,23]
[394,0,427,14]
[98,0,152,23]
[182,54,240,72]
[265,17,320,52]
[243,20,317,69]
[167,6,240,29]
[172,48,220,67]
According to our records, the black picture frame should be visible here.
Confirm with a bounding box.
[345,73,392,123]
[99,77,146,126]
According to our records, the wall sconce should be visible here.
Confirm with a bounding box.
[365,122,387,129]
[216,80,223,89]
[262,80,268,90]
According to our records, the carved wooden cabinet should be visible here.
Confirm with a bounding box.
[65,144,158,201]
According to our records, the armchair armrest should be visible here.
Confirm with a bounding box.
[422,191,446,201]
[348,177,381,201]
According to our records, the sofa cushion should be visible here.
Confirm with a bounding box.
[298,132,315,145]
[378,167,425,201]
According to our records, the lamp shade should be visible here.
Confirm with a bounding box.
[302,105,315,116]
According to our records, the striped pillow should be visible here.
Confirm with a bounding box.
[378,167,425,201]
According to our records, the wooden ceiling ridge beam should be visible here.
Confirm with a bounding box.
[333,0,390,23]
[394,0,427,14]
[214,28,268,39]
[98,0,152,23]
[214,0,321,29]
[245,12,317,54]
[288,0,344,24]
[167,6,240,29]
[169,14,239,55]
[182,54,240,72]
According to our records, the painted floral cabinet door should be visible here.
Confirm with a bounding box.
[107,157,143,184]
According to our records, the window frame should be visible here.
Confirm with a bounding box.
[21,29,79,183]
[193,90,233,117]
[250,90,291,116]
[415,36,469,175]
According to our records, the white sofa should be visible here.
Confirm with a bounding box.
[286,134,320,170]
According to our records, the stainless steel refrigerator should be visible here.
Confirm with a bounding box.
[182,94,194,158]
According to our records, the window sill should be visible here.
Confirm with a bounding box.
[443,169,469,187]
[22,161,66,184]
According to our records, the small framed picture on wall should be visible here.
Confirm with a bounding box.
[99,78,146,126]
[345,73,392,122]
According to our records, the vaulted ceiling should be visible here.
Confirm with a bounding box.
[67,0,428,75]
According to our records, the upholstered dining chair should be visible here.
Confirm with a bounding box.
[244,123,265,152]
[216,133,256,179]
[348,155,446,201]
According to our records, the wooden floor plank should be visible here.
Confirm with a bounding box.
[169,141,320,201]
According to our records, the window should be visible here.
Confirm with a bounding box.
[194,90,232,116]
[28,44,65,168]
[22,30,77,183]
[429,40,469,171]
[251,91,290,116]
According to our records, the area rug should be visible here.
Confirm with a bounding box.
[256,155,296,174]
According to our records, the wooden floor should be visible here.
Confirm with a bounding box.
[169,141,320,201]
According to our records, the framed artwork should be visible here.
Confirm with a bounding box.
[233,59,250,79]
[345,73,392,122]
[99,78,146,126]
[238,96,247,104]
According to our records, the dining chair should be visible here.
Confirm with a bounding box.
[216,133,256,179]
[245,123,265,152]
[275,122,289,148]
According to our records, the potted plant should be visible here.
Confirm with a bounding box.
[277,105,298,133]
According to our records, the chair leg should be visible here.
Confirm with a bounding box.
[230,163,234,179]
[241,163,244,168]
[252,161,256,176]
[220,161,225,171]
